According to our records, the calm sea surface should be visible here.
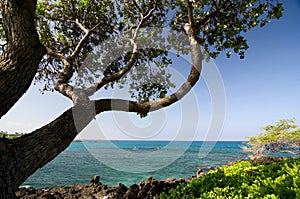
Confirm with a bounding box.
[23,141,248,188]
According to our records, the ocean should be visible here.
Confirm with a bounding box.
[22,141,248,188]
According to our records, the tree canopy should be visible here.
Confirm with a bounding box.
[0,0,283,113]
[244,119,300,157]
[31,0,284,96]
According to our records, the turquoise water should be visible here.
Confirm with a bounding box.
[23,141,248,188]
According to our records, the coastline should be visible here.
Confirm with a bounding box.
[16,156,286,198]
[16,176,188,199]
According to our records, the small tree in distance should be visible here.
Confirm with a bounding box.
[244,119,300,158]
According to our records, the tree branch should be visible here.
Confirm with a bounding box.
[10,105,94,187]
[132,1,143,15]
[74,19,89,34]
[48,20,100,102]
[95,24,202,115]
[94,47,139,92]
[274,150,300,155]
[92,1,158,92]
[143,0,157,20]
[94,62,200,115]
[46,47,74,100]
[46,47,69,66]
[185,0,195,27]
[69,21,100,60]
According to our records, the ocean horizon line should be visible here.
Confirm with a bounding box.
[73,139,247,142]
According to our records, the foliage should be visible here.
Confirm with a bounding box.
[34,0,172,95]
[170,0,283,59]
[0,131,23,139]
[244,119,300,156]
[160,157,300,199]
[28,0,284,101]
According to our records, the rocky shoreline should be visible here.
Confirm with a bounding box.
[16,176,187,199]
[16,156,284,199]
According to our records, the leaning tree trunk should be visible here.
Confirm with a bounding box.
[0,0,46,118]
[0,0,49,197]
[0,105,95,198]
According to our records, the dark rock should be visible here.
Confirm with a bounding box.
[147,176,153,181]
[16,176,188,199]
[124,184,139,199]
[136,176,187,199]
[42,191,62,199]
[90,175,101,185]
[15,188,27,198]
[117,183,128,193]
[250,155,284,165]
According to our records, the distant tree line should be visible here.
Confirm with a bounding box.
[0,131,23,139]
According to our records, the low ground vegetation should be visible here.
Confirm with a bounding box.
[160,157,300,199]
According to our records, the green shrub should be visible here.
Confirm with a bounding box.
[160,157,300,199]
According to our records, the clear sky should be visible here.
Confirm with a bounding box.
[0,0,299,141]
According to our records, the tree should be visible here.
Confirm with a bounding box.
[244,119,300,157]
[0,0,283,197]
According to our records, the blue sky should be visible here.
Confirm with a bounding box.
[0,0,299,141]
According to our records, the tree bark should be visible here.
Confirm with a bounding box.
[0,0,46,196]
[0,0,46,118]
[0,105,95,198]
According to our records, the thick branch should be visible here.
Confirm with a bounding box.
[46,47,74,100]
[185,0,195,27]
[49,21,100,102]
[95,24,202,115]
[6,104,94,187]
[1,102,95,194]
[94,62,200,115]
[75,19,89,34]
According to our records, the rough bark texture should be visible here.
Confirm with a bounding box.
[0,0,46,197]
[0,105,95,198]
[0,0,46,118]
